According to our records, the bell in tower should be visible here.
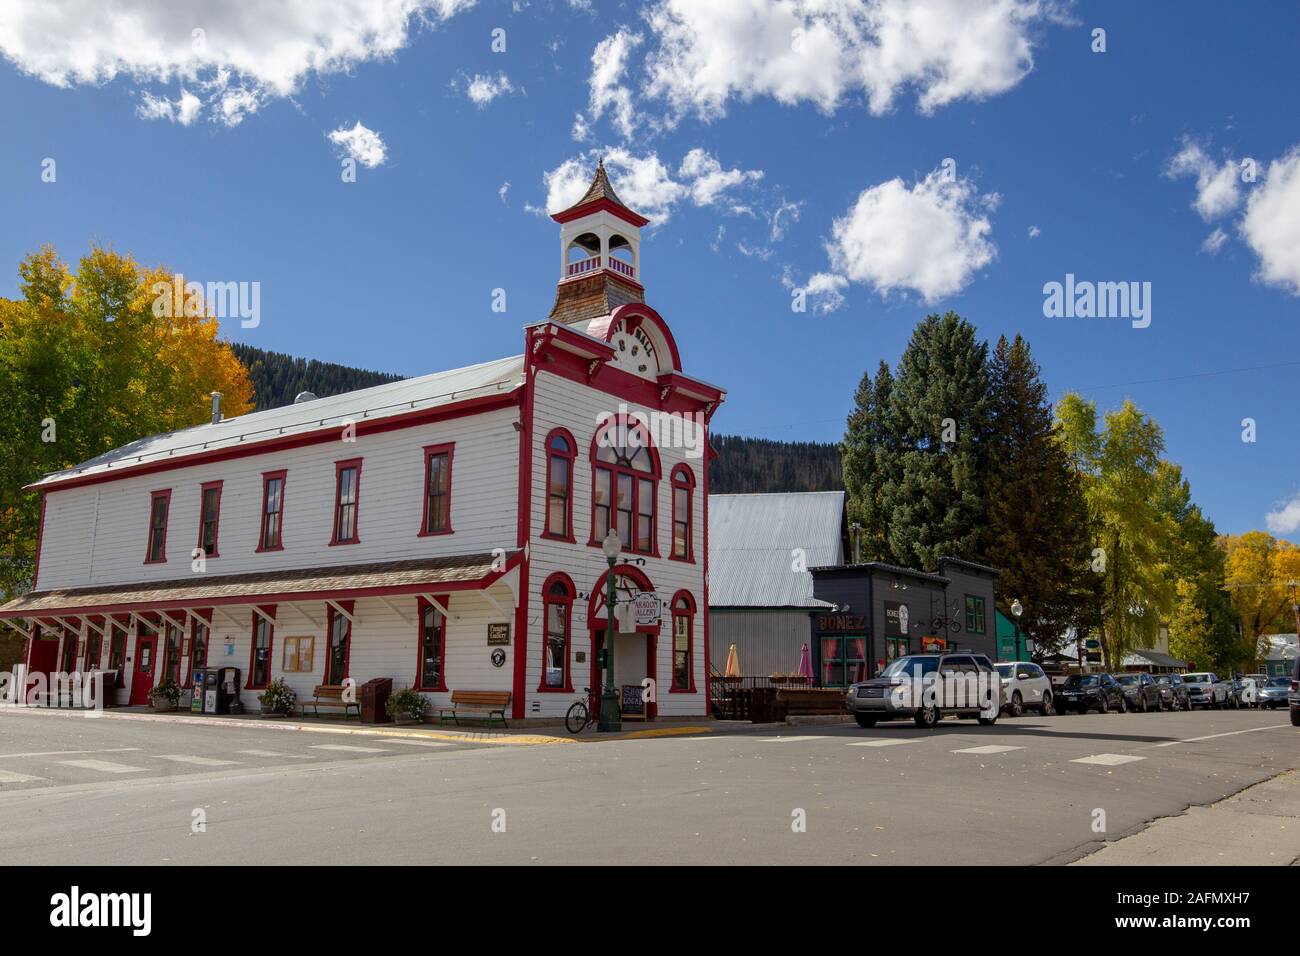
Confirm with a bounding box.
[548,159,650,325]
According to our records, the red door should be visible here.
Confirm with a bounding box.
[128,634,158,706]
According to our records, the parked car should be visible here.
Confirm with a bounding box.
[1229,677,1258,709]
[848,653,1002,729]
[1154,673,1190,711]
[1115,672,1163,712]
[1290,667,1299,727]
[1182,672,1229,709]
[1056,673,1127,714]
[995,661,1054,716]
[1258,675,1293,709]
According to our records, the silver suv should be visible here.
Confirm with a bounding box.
[995,661,1054,716]
[848,653,1003,729]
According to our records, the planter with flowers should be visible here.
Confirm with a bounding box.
[385,688,431,725]
[150,678,181,712]
[258,678,296,717]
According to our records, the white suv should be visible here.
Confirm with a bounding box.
[995,661,1054,716]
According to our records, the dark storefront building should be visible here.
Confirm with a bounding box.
[809,557,1000,687]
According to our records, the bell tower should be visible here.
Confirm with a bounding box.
[548,160,650,325]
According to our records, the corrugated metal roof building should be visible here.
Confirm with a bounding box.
[707,492,844,678]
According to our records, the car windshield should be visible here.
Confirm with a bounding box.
[878,656,940,678]
[1062,675,1098,688]
[1268,676,1291,687]
[1184,673,1210,683]
[995,664,1014,678]
[1116,675,1139,684]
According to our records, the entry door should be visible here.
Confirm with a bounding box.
[129,634,158,706]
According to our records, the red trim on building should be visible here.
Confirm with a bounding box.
[511,344,537,720]
[247,605,276,690]
[669,589,697,693]
[414,594,451,692]
[143,488,172,564]
[197,480,224,559]
[418,443,455,537]
[541,427,577,542]
[32,492,46,590]
[29,392,520,493]
[256,470,287,552]
[537,572,575,693]
[550,197,650,228]
[669,463,695,563]
[329,458,363,546]
[586,564,657,633]
[588,413,661,557]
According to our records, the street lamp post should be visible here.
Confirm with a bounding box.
[597,529,622,733]
[1010,599,1024,660]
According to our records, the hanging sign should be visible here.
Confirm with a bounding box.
[634,592,660,626]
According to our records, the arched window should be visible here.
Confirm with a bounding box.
[591,416,660,556]
[544,429,576,541]
[540,574,575,692]
[670,464,695,561]
[671,591,696,692]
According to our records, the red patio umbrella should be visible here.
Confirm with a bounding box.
[796,643,815,681]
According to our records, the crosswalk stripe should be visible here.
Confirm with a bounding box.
[379,739,454,747]
[156,755,242,767]
[951,745,1025,755]
[848,739,921,747]
[58,759,147,774]
[309,744,391,753]
[1071,753,1146,766]
[757,736,830,743]
[0,769,47,784]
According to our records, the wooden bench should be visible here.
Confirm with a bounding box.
[300,684,360,719]
[437,690,510,729]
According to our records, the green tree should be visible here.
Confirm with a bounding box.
[841,360,896,560]
[980,335,1096,654]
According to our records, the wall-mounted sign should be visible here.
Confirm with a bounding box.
[634,592,660,626]
[920,635,948,653]
[884,601,909,638]
[818,613,866,634]
[490,648,507,668]
[487,623,510,646]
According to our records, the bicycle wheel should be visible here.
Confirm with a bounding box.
[565,700,589,734]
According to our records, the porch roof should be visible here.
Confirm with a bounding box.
[0,551,521,620]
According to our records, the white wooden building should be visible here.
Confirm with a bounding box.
[1,163,724,723]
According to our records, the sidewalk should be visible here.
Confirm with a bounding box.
[1072,770,1300,865]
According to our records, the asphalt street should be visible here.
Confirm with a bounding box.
[0,706,1295,864]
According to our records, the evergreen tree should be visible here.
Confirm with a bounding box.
[879,312,992,570]
[980,335,1095,653]
[840,360,895,560]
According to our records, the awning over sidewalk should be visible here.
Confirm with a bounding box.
[0,551,521,620]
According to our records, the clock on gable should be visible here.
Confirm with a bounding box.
[609,317,660,379]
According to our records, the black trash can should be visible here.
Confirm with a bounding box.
[360,677,393,724]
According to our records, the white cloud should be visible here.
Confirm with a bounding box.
[137,88,201,125]
[1027,224,1040,238]
[1201,227,1228,255]
[540,147,765,226]
[595,0,1056,134]
[571,112,591,142]
[498,181,511,204]
[784,268,849,313]
[1165,140,1242,220]
[1266,491,1300,535]
[588,28,643,140]
[0,0,474,124]
[823,168,997,303]
[463,72,515,107]
[327,121,387,168]
[1239,147,1300,295]
[677,148,764,206]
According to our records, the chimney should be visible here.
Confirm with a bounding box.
[210,391,223,424]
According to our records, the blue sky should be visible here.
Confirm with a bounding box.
[1,1,1298,537]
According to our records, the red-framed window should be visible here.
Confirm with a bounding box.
[187,614,210,686]
[59,627,77,673]
[325,602,353,685]
[331,459,362,545]
[197,480,223,557]
[144,489,171,563]
[161,619,183,686]
[590,417,659,556]
[415,596,449,692]
[248,608,275,689]
[670,464,695,562]
[420,443,454,536]
[257,470,287,551]
[671,591,697,692]
[107,621,127,683]
[84,628,102,671]
[539,573,575,692]
[543,428,576,541]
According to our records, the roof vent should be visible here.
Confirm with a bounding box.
[293,391,318,404]
[210,391,223,424]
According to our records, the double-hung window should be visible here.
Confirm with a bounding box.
[543,430,576,540]
[591,418,658,555]
[670,465,694,561]
[198,481,222,557]
[258,471,286,551]
[421,444,453,535]
[332,460,361,545]
[145,490,171,563]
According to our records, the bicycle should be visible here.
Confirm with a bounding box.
[565,686,602,734]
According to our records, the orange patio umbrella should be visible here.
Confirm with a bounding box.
[724,643,741,678]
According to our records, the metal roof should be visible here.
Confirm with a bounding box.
[33,354,526,488]
[708,492,844,608]
[1121,649,1188,669]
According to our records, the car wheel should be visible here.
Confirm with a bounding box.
[914,705,939,729]
[1009,691,1023,718]
[1118,696,1128,714]
[977,713,998,726]
[1098,696,1109,715]
[1138,693,1148,713]
[1040,692,1054,716]
[854,713,878,728]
